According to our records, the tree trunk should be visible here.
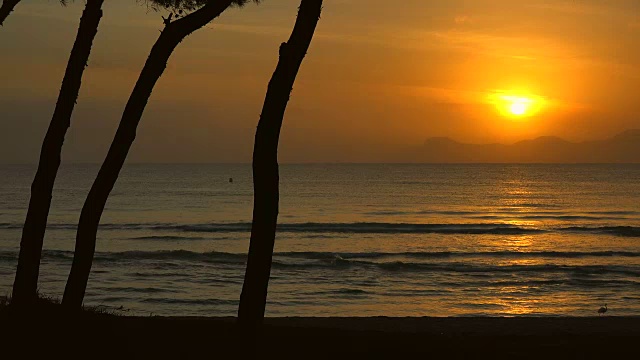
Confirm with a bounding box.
[0,0,21,27]
[11,0,104,306]
[238,0,322,328]
[61,0,234,309]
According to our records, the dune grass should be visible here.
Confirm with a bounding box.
[0,292,126,316]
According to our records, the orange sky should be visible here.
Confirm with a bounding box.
[1,0,639,163]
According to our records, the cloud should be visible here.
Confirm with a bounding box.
[454,15,472,25]
[526,1,609,15]
[417,29,568,61]
[212,23,291,37]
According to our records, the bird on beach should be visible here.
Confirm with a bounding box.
[598,304,608,316]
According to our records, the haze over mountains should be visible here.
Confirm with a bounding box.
[410,130,640,163]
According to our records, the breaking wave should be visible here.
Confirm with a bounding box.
[3,222,640,237]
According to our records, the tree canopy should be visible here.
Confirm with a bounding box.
[59,1,260,13]
[144,0,260,13]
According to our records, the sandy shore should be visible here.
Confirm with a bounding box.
[1,311,638,358]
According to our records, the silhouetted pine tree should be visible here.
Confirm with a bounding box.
[11,0,105,306]
[62,0,260,309]
[0,0,74,28]
[0,0,22,26]
[238,0,323,329]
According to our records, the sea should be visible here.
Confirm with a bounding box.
[1,164,639,317]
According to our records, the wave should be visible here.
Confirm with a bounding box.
[0,251,17,262]
[4,249,635,277]
[368,262,640,276]
[32,249,640,262]
[3,247,640,265]
[272,258,640,277]
[459,278,640,288]
[140,298,237,306]
[279,250,640,260]
[2,222,640,237]
[284,222,542,235]
[368,210,638,219]
[148,222,544,235]
[127,235,205,241]
[2,250,640,286]
[0,249,245,264]
[92,250,247,264]
[561,226,640,237]
[471,215,631,221]
[105,223,640,238]
[36,222,546,235]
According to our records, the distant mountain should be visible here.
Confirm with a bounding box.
[415,130,640,163]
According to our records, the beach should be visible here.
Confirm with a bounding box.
[1,310,638,358]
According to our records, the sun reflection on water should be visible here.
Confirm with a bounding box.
[494,297,543,316]
[485,234,535,252]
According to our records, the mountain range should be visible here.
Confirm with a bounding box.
[412,130,640,163]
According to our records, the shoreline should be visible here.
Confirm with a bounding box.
[2,311,638,358]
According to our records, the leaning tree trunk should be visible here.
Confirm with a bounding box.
[0,0,21,27]
[238,0,322,328]
[11,0,104,306]
[62,0,234,309]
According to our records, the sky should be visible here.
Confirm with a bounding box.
[1,0,639,163]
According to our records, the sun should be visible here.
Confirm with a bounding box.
[505,97,532,116]
[488,91,544,119]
